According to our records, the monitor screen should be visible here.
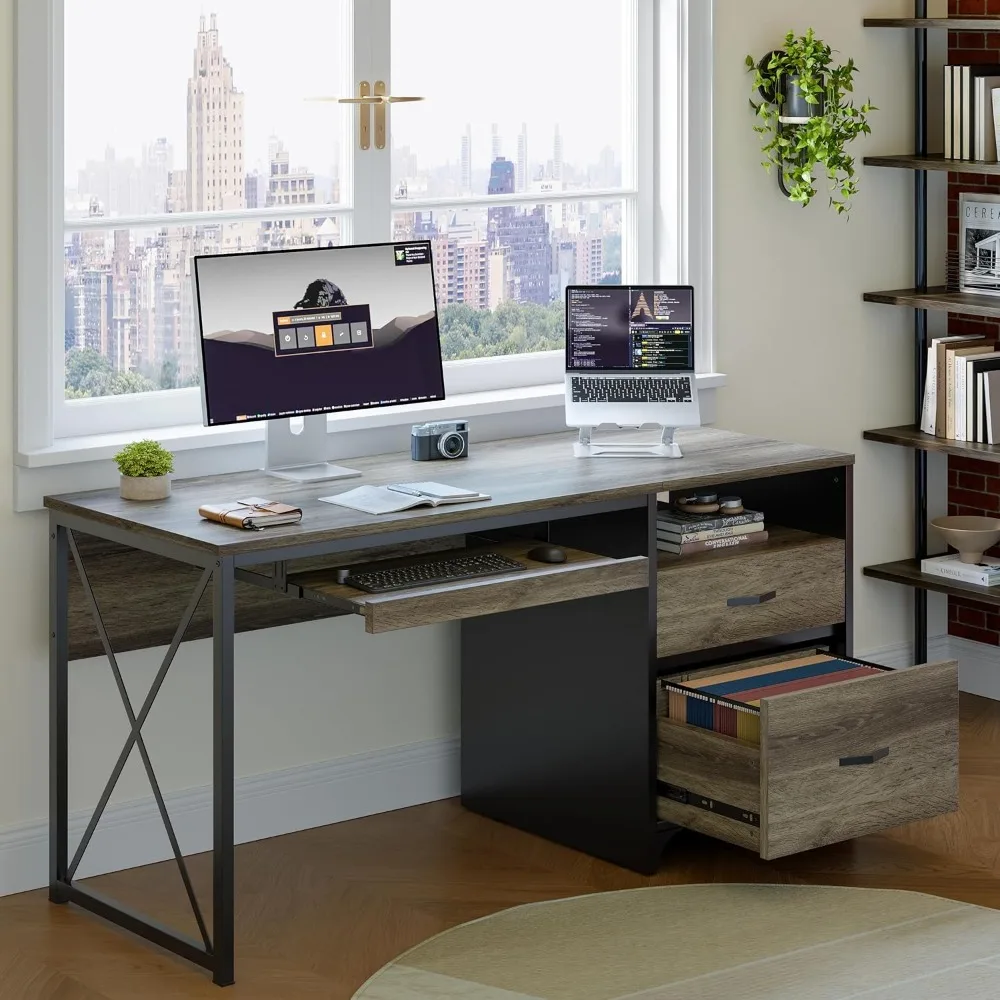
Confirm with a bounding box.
[194,241,446,427]
[565,285,694,373]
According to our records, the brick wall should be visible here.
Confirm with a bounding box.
[947,0,1000,644]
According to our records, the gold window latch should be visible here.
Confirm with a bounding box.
[311,82,424,150]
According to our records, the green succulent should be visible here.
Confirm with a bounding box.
[747,29,876,214]
[114,439,175,478]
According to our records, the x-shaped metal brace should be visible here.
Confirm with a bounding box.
[65,531,214,953]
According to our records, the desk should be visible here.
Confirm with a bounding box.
[46,427,855,986]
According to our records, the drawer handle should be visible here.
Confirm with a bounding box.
[839,747,890,767]
[727,590,777,608]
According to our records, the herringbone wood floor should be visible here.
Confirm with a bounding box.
[2,693,999,999]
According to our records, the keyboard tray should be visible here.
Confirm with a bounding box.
[288,540,648,633]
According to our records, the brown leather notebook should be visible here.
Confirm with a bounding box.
[199,497,302,531]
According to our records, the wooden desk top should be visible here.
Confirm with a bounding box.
[45,428,853,558]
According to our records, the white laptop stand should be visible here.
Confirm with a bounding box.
[573,425,684,459]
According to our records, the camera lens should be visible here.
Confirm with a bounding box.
[438,432,466,459]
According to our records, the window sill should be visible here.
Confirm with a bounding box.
[15,374,727,512]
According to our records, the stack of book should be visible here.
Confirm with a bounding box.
[921,553,1000,588]
[944,64,1000,161]
[920,333,1000,444]
[657,504,767,556]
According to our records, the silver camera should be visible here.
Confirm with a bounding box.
[411,420,469,461]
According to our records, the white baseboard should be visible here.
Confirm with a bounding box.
[2,633,997,900]
[0,736,459,898]
[858,633,1000,700]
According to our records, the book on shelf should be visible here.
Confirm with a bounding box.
[921,334,986,435]
[921,553,1000,587]
[656,506,764,533]
[944,64,1000,161]
[658,530,770,556]
[976,76,1000,162]
[941,342,997,439]
[956,350,1000,442]
[657,521,766,544]
[987,370,1000,445]
[968,353,1000,442]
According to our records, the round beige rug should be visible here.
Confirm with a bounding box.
[353,884,1000,1000]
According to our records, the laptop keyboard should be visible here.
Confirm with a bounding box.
[571,376,693,404]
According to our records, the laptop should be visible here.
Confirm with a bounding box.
[565,284,701,430]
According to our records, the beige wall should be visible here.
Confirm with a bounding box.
[0,0,933,846]
[713,0,939,652]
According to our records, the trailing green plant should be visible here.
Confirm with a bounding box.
[746,29,876,214]
[114,439,174,478]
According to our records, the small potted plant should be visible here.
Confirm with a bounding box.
[747,29,876,214]
[114,439,174,501]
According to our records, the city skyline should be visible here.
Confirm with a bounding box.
[64,1,627,192]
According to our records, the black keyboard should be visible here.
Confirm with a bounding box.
[571,375,693,404]
[342,552,528,593]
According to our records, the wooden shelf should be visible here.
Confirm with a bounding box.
[864,153,1000,174]
[864,287,1000,319]
[863,425,1000,462]
[864,559,1000,606]
[864,17,1000,30]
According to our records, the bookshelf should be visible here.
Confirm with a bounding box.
[859,5,1000,659]
[864,17,1000,29]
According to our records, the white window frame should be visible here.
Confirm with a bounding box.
[15,0,715,472]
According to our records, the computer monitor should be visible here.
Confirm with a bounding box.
[194,240,445,482]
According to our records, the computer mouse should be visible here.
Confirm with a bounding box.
[527,544,568,564]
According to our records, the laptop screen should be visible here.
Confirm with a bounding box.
[565,285,694,373]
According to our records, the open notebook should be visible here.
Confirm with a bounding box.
[320,482,491,516]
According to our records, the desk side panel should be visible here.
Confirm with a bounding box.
[461,587,661,873]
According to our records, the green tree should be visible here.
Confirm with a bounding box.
[158,357,179,390]
[65,348,111,393]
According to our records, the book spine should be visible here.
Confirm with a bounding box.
[657,522,765,543]
[921,562,999,587]
[656,510,764,533]
[994,88,1000,160]
[962,66,972,160]
[945,66,953,159]
[660,530,770,556]
[956,356,968,442]
[977,77,987,162]
[990,377,997,446]
[920,345,937,434]
[946,350,957,439]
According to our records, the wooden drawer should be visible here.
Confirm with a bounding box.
[290,540,648,634]
[657,528,845,658]
[657,655,959,859]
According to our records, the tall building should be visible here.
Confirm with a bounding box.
[516,123,529,192]
[491,123,502,161]
[186,14,245,212]
[77,146,141,217]
[109,229,132,371]
[487,157,517,245]
[460,124,472,194]
[245,170,262,209]
[263,137,317,246]
[432,227,489,310]
[140,139,173,215]
[487,158,550,305]
[553,125,563,182]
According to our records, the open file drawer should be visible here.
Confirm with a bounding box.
[656,653,959,859]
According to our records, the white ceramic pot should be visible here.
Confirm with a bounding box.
[120,474,171,501]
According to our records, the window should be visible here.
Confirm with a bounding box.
[16,0,711,451]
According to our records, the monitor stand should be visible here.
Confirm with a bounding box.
[264,415,362,483]
[573,425,684,459]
